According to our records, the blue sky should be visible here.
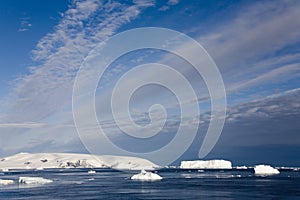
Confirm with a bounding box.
[0,0,300,166]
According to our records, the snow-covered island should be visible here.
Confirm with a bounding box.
[254,165,280,176]
[180,159,232,169]
[0,153,158,171]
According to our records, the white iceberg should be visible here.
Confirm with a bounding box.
[0,179,14,185]
[236,165,248,169]
[180,160,232,169]
[131,169,162,181]
[88,170,96,174]
[19,177,53,184]
[254,165,280,175]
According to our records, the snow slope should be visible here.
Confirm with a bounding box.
[180,160,232,169]
[0,153,158,170]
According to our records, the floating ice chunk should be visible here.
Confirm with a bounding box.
[19,177,53,184]
[236,166,248,169]
[0,179,14,185]
[88,170,96,174]
[254,165,280,175]
[131,169,162,181]
[1,168,9,172]
[180,160,232,169]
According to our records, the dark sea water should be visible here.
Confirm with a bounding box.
[1,168,300,199]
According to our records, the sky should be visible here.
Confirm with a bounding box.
[0,0,300,166]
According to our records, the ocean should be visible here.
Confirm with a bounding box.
[1,168,299,199]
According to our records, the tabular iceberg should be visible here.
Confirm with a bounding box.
[254,165,280,175]
[131,169,162,181]
[19,177,53,184]
[180,160,232,169]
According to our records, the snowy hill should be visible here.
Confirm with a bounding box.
[0,153,158,171]
[180,159,232,169]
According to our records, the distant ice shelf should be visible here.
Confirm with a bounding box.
[180,160,232,169]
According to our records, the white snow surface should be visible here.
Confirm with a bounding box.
[19,177,53,184]
[254,165,280,175]
[131,169,162,181]
[0,153,158,171]
[180,160,232,169]
[0,179,14,185]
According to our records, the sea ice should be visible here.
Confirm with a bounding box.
[180,160,232,169]
[0,179,14,185]
[254,165,280,175]
[131,169,162,181]
[88,170,96,174]
[19,177,53,184]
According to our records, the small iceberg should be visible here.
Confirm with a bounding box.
[131,169,162,181]
[88,170,96,174]
[236,166,248,169]
[0,179,14,185]
[254,165,280,176]
[19,177,53,184]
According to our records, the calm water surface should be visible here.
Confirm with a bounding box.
[1,168,299,199]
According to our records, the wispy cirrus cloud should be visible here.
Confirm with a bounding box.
[5,0,155,123]
[18,16,32,32]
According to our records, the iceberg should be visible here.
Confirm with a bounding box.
[236,166,248,169]
[19,177,53,184]
[180,160,232,169]
[0,179,14,185]
[131,169,162,181]
[254,165,280,175]
[88,170,96,174]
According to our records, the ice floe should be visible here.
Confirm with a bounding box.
[0,179,14,185]
[19,177,53,184]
